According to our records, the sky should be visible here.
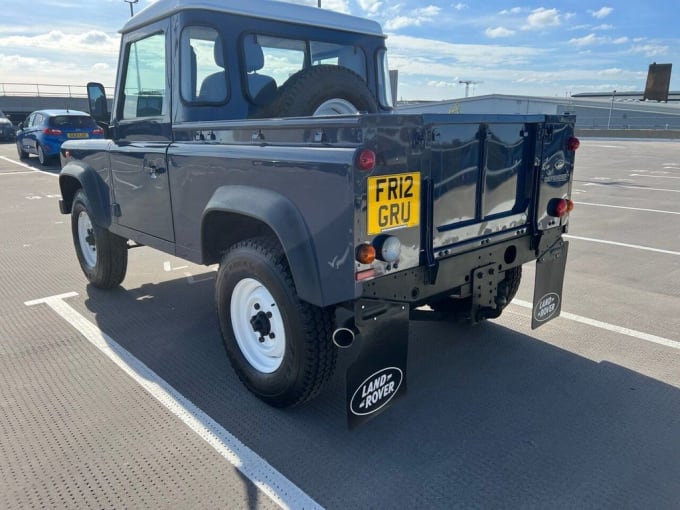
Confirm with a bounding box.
[0,0,678,101]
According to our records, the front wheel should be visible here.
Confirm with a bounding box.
[216,237,337,408]
[71,190,128,288]
[16,141,28,160]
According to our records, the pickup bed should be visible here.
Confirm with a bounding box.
[58,0,578,428]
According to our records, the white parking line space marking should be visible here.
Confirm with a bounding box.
[512,299,680,351]
[24,292,323,510]
[565,235,680,256]
[0,155,59,177]
[583,182,680,193]
[573,202,680,216]
[630,173,680,179]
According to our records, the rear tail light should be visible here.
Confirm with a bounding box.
[356,149,376,171]
[43,128,62,136]
[92,128,104,135]
[567,136,580,151]
[548,198,574,218]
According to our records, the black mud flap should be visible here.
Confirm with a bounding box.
[532,240,569,329]
[347,299,409,430]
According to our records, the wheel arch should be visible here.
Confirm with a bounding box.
[59,162,112,227]
[202,186,325,307]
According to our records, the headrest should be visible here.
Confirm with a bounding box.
[244,35,265,73]
[214,36,225,68]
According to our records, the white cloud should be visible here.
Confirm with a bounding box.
[384,5,441,30]
[630,44,669,57]
[0,30,119,56]
[593,24,614,30]
[315,0,350,13]
[357,0,382,15]
[589,7,613,19]
[598,68,624,76]
[500,7,522,15]
[569,33,603,46]
[525,8,561,29]
[453,3,467,11]
[485,27,516,38]
[428,80,457,88]
[612,37,628,44]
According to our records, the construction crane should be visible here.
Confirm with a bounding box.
[459,80,482,98]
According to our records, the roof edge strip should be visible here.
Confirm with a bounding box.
[120,0,385,38]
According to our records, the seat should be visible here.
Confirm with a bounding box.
[243,35,277,106]
[198,37,227,102]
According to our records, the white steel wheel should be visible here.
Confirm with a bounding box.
[216,237,337,408]
[230,277,286,373]
[313,98,359,116]
[70,190,128,289]
[77,210,97,268]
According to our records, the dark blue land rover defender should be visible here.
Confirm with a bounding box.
[58,0,578,428]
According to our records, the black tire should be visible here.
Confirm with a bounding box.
[257,65,379,118]
[216,237,337,408]
[16,141,28,160]
[429,266,522,321]
[71,190,128,289]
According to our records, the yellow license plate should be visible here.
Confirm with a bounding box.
[67,132,89,139]
[367,172,420,235]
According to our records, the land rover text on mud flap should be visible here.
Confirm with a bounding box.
[58,0,578,429]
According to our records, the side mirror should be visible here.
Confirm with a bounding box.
[18,122,23,130]
[87,82,110,124]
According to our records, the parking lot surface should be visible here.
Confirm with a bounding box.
[0,139,679,509]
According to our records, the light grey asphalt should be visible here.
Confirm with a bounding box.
[0,138,679,509]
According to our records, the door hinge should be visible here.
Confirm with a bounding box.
[112,203,121,218]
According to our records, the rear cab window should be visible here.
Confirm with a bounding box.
[180,26,228,104]
[242,34,368,102]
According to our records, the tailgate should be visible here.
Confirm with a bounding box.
[423,115,576,253]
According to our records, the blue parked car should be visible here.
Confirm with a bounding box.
[16,109,104,166]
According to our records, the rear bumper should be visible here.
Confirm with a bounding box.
[361,230,557,305]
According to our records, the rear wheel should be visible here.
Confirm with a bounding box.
[429,266,522,322]
[37,144,50,166]
[216,237,337,407]
[71,190,128,288]
[256,65,379,118]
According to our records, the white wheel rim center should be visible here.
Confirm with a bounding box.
[230,278,285,373]
[77,211,97,268]
[313,98,359,116]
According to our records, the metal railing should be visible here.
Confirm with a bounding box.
[0,82,115,98]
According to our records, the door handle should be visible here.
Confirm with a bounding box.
[144,158,166,178]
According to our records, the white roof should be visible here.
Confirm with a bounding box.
[121,0,384,37]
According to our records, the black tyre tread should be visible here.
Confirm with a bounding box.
[429,266,522,320]
[72,190,128,289]
[256,65,378,118]
[17,142,28,159]
[503,266,522,304]
[37,145,48,166]
[217,237,337,408]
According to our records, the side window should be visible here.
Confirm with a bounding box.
[181,26,227,103]
[120,32,167,119]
